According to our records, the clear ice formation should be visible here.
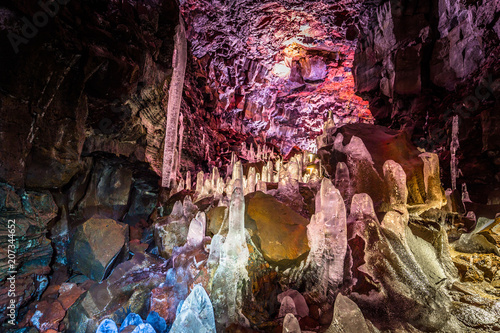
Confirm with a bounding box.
[210,176,250,329]
[349,193,378,223]
[161,14,187,188]
[187,211,206,247]
[96,319,118,333]
[412,152,447,213]
[335,162,352,206]
[282,313,302,333]
[170,285,216,333]
[277,290,309,318]
[305,178,347,295]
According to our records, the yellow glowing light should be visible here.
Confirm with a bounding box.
[272,61,291,78]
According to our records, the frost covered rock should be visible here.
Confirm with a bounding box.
[154,196,199,258]
[245,192,309,263]
[170,285,216,333]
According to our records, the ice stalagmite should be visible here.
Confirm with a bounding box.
[305,178,347,296]
[245,167,256,195]
[349,193,378,223]
[186,171,192,190]
[256,180,267,193]
[176,178,185,193]
[187,212,206,247]
[267,160,274,182]
[210,179,250,330]
[412,152,447,214]
[335,162,352,205]
[382,160,408,219]
[282,313,301,333]
[170,285,216,333]
[214,177,225,200]
[381,160,409,239]
[195,171,204,195]
[262,165,269,182]
[211,167,220,189]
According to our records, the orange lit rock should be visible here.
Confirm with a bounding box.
[245,192,309,264]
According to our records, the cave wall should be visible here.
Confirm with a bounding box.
[353,0,500,203]
[0,0,182,189]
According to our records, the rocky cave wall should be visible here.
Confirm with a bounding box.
[353,0,500,204]
[180,0,374,153]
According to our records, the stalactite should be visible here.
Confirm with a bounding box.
[161,13,188,188]
[451,115,460,191]
[177,112,184,180]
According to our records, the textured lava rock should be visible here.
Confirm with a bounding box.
[67,217,129,281]
[0,0,180,188]
[180,0,373,152]
[0,183,56,323]
[353,0,500,203]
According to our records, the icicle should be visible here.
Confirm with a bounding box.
[195,171,204,195]
[262,165,269,182]
[176,178,185,193]
[462,183,471,203]
[451,115,460,191]
[177,112,184,179]
[161,14,187,188]
[186,171,192,190]
[245,167,256,195]
[335,162,352,204]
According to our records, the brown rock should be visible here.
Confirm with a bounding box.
[207,206,227,235]
[58,283,85,311]
[68,217,129,281]
[245,192,310,264]
[31,300,66,332]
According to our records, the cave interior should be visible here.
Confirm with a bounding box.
[1,0,500,332]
